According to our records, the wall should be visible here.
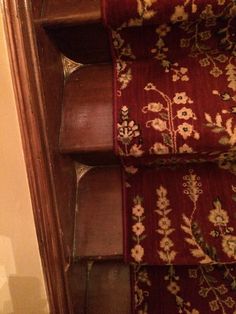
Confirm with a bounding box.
[0,10,49,314]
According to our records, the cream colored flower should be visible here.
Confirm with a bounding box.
[119,70,132,88]
[180,67,188,74]
[117,119,140,145]
[157,197,170,210]
[224,297,235,308]
[170,5,188,23]
[215,54,228,63]
[177,107,194,120]
[125,165,138,174]
[177,123,193,139]
[131,244,144,262]
[130,144,144,157]
[156,24,171,37]
[222,235,236,260]
[179,144,193,153]
[158,217,171,230]
[199,58,210,67]
[209,300,219,311]
[173,92,188,104]
[160,237,174,251]
[148,118,167,131]
[142,102,163,113]
[132,204,144,217]
[167,281,180,295]
[208,208,229,226]
[144,82,156,91]
[150,142,169,155]
[210,67,223,78]
[217,284,228,295]
[132,222,145,236]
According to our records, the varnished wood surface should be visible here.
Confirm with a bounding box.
[74,166,123,259]
[37,0,101,26]
[2,1,74,312]
[31,0,43,19]
[36,25,77,268]
[87,261,131,314]
[60,64,113,154]
[69,262,131,314]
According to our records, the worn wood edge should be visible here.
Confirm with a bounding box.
[34,11,101,28]
[2,1,73,313]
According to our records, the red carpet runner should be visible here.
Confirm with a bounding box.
[102,1,236,312]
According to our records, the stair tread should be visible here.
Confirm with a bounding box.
[36,0,101,27]
[69,261,131,314]
[60,63,113,154]
[74,166,123,259]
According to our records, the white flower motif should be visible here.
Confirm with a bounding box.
[132,222,145,236]
[131,244,144,262]
[177,123,193,139]
[132,204,144,217]
[173,92,189,104]
[170,5,188,23]
[156,24,171,36]
[149,118,167,131]
[177,107,194,120]
[150,142,169,155]
[179,144,193,153]
[130,144,144,157]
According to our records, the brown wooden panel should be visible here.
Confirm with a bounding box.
[74,166,123,259]
[2,0,74,312]
[87,261,131,314]
[47,23,111,64]
[69,261,131,314]
[60,64,113,154]
[36,26,77,265]
[67,263,87,314]
[38,0,101,26]
[31,0,43,19]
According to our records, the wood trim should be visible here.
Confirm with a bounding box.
[2,1,72,313]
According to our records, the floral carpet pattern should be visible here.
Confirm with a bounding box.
[102,0,236,313]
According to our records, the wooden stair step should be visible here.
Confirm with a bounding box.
[60,64,113,160]
[73,166,123,260]
[36,0,101,27]
[69,261,131,314]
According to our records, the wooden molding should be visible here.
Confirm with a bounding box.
[2,1,72,313]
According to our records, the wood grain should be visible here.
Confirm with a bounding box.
[2,1,73,312]
[87,261,131,314]
[37,0,101,26]
[68,261,131,314]
[60,64,113,154]
[74,166,123,259]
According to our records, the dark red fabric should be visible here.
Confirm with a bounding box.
[125,162,236,265]
[102,0,236,313]
[133,264,236,313]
